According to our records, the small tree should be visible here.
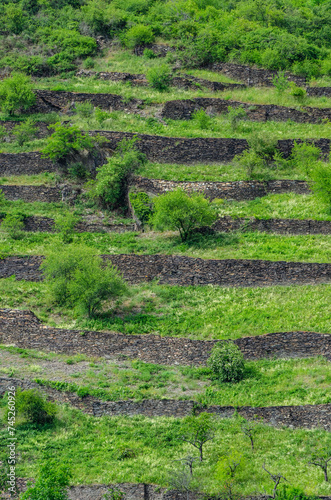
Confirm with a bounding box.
[20,457,71,500]
[227,106,247,131]
[174,455,199,477]
[0,73,36,116]
[129,191,154,230]
[180,412,215,462]
[262,463,287,499]
[272,71,290,95]
[309,162,331,211]
[54,212,78,244]
[240,416,262,451]
[146,64,172,91]
[168,468,193,500]
[308,446,331,482]
[16,389,57,425]
[41,123,96,163]
[207,342,245,382]
[90,139,146,210]
[12,118,38,146]
[41,247,127,317]
[152,188,217,241]
[192,108,213,130]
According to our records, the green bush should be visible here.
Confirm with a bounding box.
[41,247,127,317]
[227,106,247,131]
[207,342,245,382]
[20,457,71,500]
[310,162,331,211]
[146,64,172,91]
[0,74,36,116]
[75,101,94,119]
[272,71,290,95]
[152,188,217,241]
[129,191,153,230]
[54,212,78,244]
[289,82,307,103]
[0,212,25,240]
[290,141,321,176]
[192,109,213,130]
[15,389,57,425]
[12,118,38,146]
[90,138,146,209]
[276,485,317,500]
[41,123,95,162]
[125,24,154,48]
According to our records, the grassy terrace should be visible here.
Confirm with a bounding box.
[1,278,330,339]
[1,346,330,407]
[0,400,330,495]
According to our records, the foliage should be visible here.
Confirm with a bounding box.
[227,106,247,131]
[272,71,290,95]
[146,64,172,91]
[12,118,38,146]
[192,109,212,130]
[125,24,154,48]
[54,212,78,244]
[20,457,71,500]
[152,189,217,241]
[0,74,36,116]
[310,163,331,210]
[15,389,57,425]
[41,247,127,317]
[275,485,318,500]
[129,191,153,229]
[0,212,25,240]
[103,487,125,500]
[41,123,95,162]
[289,83,307,103]
[90,138,146,209]
[180,412,216,462]
[207,342,245,382]
[289,142,321,176]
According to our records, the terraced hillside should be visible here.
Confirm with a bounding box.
[1,6,331,498]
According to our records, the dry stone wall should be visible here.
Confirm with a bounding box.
[0,309,330,365]
[0,184,80,203]
[0,375,330,430]
[132,176,310,200]
[0,121,51,140]
[161,97,331,123]
[2,254,331,287]
[0,152,55,176]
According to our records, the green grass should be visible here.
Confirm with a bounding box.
[0,401,330,495]
[217,193,331,221]
[1,344,330,406]
[1,278,330,340]
[0,173,61,186]
[2,228,331,263]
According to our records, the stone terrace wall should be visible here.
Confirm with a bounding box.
[0,121,51,140]
[0,152,55,176]
[0,215,135,233]
[211,62,307,87]
[161,97,331,123]
[306,87,331,97]
[0,376,330,430]
[212,216,331,235]
[2,254,331,287]
[1,137,329,175]
[132,176,310,200]
[0,184,63,202]
[32,90,143,114]
[0,309,330,364]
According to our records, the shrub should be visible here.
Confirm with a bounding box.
[125,24,154,49]
[83,57,95,69]
[75,101,94,119]
[152,188,217,241]
[41,247,127,317]
[143,48,156,59]
[289,82,307,103]
[129,191,153,230]
[41,123,95,162]
[227,106,247,131]
[90,139,146,209]
[276,485,317,500]
[15,389,57,425]
[146,64,172,91]
[290,141,321,176]
[0,212,25,239]
[310,162,331,211]
[192,109,212,130]
[234,149,266,179]
[0,74,36,116]
[12,118,38,146]
[68,162,89,180]
[272,71,290,95]
[54,213,78,243]
[20,457,71,500]
[207,342,245,382]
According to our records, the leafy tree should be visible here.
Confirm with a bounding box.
[90,139,146,210]
[262,464,288,499]
[0,74,36,116]
[41,247,127,317]
[125,24,154,48]
[146,64,172,91]
[129,191,153,230]
[240,416,262,450]
[207,342,245,382]
[12,118,38,146]
[20,457,71,500]
[41,123,96,163]
[180,412,215,462]
[16,389,57,425]
[152,189,217,241]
